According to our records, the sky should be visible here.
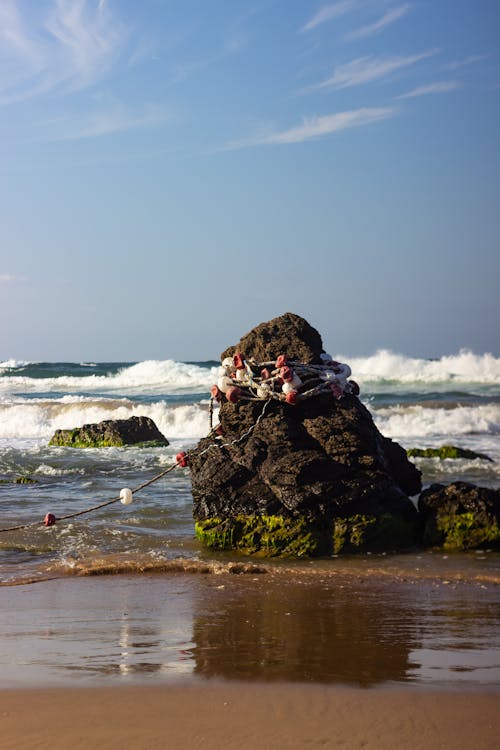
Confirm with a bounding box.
[0,0,499,361]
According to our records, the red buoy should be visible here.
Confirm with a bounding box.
[280,366,293,382]
[211,384,223,402]
[233,352,245,370]
[176,451,189,468]
[329,383,343,399]
[225,386,242,403]
[216,426,225,436]
[44,513,56,527]
[260,368,271,380]
[275,354,287,368]
[285,390,299,405]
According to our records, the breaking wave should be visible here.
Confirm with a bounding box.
[0,397,214,441]
[0,359,218,396]
[339,349,500,385]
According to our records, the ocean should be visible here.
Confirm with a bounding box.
[1,350,500,688]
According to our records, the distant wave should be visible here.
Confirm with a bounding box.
[0,359,32,374]
[0,397,214,441]
[372,402,500,439]
[338,349,500,384]
[0,359,218,395]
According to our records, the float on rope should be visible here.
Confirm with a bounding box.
[211,350,359,408]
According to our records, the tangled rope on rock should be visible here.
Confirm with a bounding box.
[210,351,359,408]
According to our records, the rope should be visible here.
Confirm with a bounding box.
[0,459,182,534]
[0,353,357,535]
[0,399,274,534]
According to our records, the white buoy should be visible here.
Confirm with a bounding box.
[235,368,248,383]
[217,375,233,394]
[120,488,133,505]
[222,357,234,370]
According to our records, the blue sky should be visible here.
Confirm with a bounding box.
[1,0,499,361]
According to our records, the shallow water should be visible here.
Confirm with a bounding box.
[1,355,499,689]
[1,571,500,689]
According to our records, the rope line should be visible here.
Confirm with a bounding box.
[0,399,272,534]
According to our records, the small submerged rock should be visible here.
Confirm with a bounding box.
[407,445,493,462]
[48,416,169,449]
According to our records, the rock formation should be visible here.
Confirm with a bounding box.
[49,416,169,448]
[190,313,422,556]
[418,481,500,550]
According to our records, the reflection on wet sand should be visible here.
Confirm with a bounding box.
[1,572,499,687]
[193,576,418,686]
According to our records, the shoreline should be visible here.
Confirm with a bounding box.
[2,682,499,750]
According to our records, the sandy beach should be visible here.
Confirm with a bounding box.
[2,682,499,750]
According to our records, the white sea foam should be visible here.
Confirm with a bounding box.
[0,398,212,441]
[0,359,218,396]
[372,403,500,440]
[0,359,32,374]
[337,349,500,384]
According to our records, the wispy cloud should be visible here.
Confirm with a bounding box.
[223,107,396,149]
[396,80,462,99]
[0,274,25,284]
[0,0,127,104]
[445,54,489,71]
[346,4,412,41]
[301,1,359,33]
[45,103,169,140]
[311,50,438,90]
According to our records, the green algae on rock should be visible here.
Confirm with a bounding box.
[49,416,169,449]
[407,445,493,462]
[418,482,500,550]
[195,515,328,557]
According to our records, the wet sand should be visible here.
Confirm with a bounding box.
[2,682,499,750]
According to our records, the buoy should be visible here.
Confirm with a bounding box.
[235,368,248,383]
[332,363,351,380]
[275,354,287,368]
[211,384,223,402]
[216,426,225,436]
[260,367,271,380]
[222,357,234,370]
[217,375,233,394]
[282,382,294,394]
[348,380,360,396]
[285,390,299,405]
[233,352,245,370]
[43,512,56,527]
[280,366,293,383]
[176,451,189,467]
[329,383,343,399]
[226,386,242,403]
[120,488,133,505]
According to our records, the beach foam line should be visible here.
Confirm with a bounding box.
[3,553,497,587]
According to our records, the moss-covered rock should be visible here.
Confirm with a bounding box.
[418,482,500,550]
[407,445,493,462]
[195,515,329,557]
[332,512,418,554]
[0,475,38,484]
[49,416,169,449]
[195,511,419,557]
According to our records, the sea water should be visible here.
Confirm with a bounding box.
[1,351,499,687]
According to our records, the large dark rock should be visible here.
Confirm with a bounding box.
[221,312,324,365]
[190,314,422,556]
[49,416,169,448]
[418,482,500,550]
